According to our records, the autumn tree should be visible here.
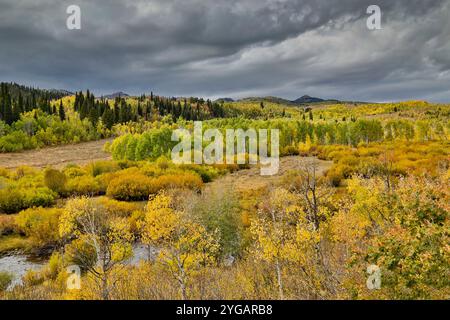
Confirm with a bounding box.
[285,159,334,231]
[332,175,449,299]
[250,188,301,299]
[59,197,134,300]
[139,192,220,299]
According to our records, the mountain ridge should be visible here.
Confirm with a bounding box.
[102,92,130,99]
[236,94,343,105]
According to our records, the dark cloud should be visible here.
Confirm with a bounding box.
[0,0,449,102]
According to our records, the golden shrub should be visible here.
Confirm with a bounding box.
[15,207,62,246]
[0,167,9,178]
[85,160,120,177]
[97,197,142,217]
[63,166,86,178]
[154,173,203,191]
[106,173,154,201]
[107,172,203,201]
[66,175,103,196]
[44,168,67,194]
[0,214,17,235]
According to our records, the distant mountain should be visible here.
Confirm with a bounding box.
[0,82,73,100]
[103,92,130,99]
[293,95,325,104]
[47,89,74,97]
[215,97,235,103]
[239,96,294,105]
[238,95,342,106]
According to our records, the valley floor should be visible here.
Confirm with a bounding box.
[0,138,113,169]
[207,156,332,192]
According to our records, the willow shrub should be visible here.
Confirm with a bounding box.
[0,187,56,214]
[106,172,203,201]
[15,207,62,246]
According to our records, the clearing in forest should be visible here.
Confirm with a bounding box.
[0,138,113,169]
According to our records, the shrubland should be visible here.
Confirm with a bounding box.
[0,96,448,300]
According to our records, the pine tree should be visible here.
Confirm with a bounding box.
[3,91,13,125]
[59,100,66,121]
[88,104,99,125]
[102,107,114,129]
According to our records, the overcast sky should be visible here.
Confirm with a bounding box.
[1,0,450,102]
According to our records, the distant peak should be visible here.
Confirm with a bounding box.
[293,95,324,104]
[104,91,130,99]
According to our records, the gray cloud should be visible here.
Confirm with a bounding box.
[0,0,449,102]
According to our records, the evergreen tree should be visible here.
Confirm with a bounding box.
[102,107,114,129]
[88,104,99,125]
[59,100,66,121]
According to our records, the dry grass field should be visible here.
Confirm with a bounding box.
[208,156,333,192]
[0,138,114,169]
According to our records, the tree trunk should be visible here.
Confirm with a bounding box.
[275,259,284,300]
[101,273,109,300]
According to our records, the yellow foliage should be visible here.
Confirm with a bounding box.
[96,197,141,217]
[66,175,102,196]
[15,207,62,246]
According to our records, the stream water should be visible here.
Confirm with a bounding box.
[0,243,155,289]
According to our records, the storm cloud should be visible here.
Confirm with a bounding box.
[0,0,449,102]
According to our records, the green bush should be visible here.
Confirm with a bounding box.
[0,131,36,153]
[0,187,56,214]
[23,187,57,208]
